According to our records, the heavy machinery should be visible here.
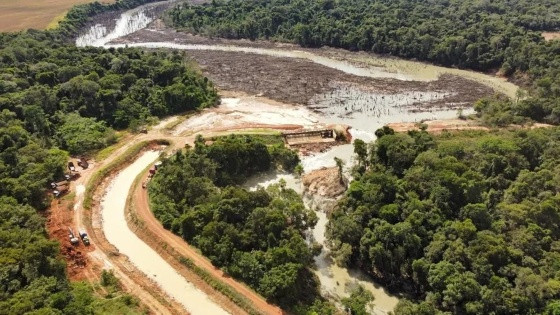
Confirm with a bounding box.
[77,158,89,169]
[78,229,90,245]
[68,227,79,245]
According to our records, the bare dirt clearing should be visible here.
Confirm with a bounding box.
[116,27,495,110]
[543,32,560,41]
[70,95,323,314]
[131,169,283,315]
[387,119,554,134]
[0,0,114,32]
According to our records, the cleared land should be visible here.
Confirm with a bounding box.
[0,0,114,32]
[542,32,560,41]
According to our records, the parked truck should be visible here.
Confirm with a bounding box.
[78,229,90,245]
[50,180,69,189]
[68,227,79,245]
[77,158,89,169]
[53,185,69,198]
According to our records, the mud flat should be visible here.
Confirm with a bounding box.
[114,23,518,96]
[172,94,323,136]
[100,150,228,315]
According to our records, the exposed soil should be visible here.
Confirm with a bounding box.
[130,170,284,315]
[85,144,186,314]
[114,25,495,110]
[56,98,323,314]
[387,119,490,133]
[185,50,491,108]
[387,119,554,134]
[45,198,92,281]
[303,167,347,199]
[542,32,560,41]
[291,142,340,156]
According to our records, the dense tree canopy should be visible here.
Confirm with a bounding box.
[329,127,560,314]
[0,0,219,311]
[148,135,331,311]
[0,31,218,153]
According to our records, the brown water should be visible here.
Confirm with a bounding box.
[100,150,228,315]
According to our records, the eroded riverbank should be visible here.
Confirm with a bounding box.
[100,150,228,314]
[74,2,524,314]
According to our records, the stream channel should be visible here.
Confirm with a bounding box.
[77,1,519,314]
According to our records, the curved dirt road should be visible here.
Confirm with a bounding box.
[131,170,283,315]
[102,150,229,314]
[74,98,300,314]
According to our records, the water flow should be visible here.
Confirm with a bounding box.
[76,1,175,47]
[107,42,419,81]
[100,150,228,315]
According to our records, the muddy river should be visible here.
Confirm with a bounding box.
[100,150,228,314]
[77,1,520,314]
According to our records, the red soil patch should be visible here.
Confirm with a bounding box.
[45,196,96,281]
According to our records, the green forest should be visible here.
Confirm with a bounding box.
[169,0,560,125]
[0,0,218,313]
[0,32,217,154]
[329,127,560,314]
[148,135,335,313]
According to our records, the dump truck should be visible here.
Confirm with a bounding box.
[53,185,69,198]
[78,229,90,246]
[68,162,75,172]
[77,158,89,169]
[68,228,79,245]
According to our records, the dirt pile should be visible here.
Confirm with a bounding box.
[387,119,490,133]
[303,167,346,198]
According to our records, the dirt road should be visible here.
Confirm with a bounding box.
[57,97,310,314]
[132,171,283,315]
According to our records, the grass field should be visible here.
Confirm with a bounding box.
[0,0,114,32]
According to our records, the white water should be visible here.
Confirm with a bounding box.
[100,150,228,315]
[106,42,419,81]
[76,1,175,47]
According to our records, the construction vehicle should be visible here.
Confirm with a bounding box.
[78,229,90,245]
[64,173,79,181]
[68,162,76,172]
[68,227,79,245]
[77,158,89,169]
[50,180,69,189]
[53,185,69,198]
